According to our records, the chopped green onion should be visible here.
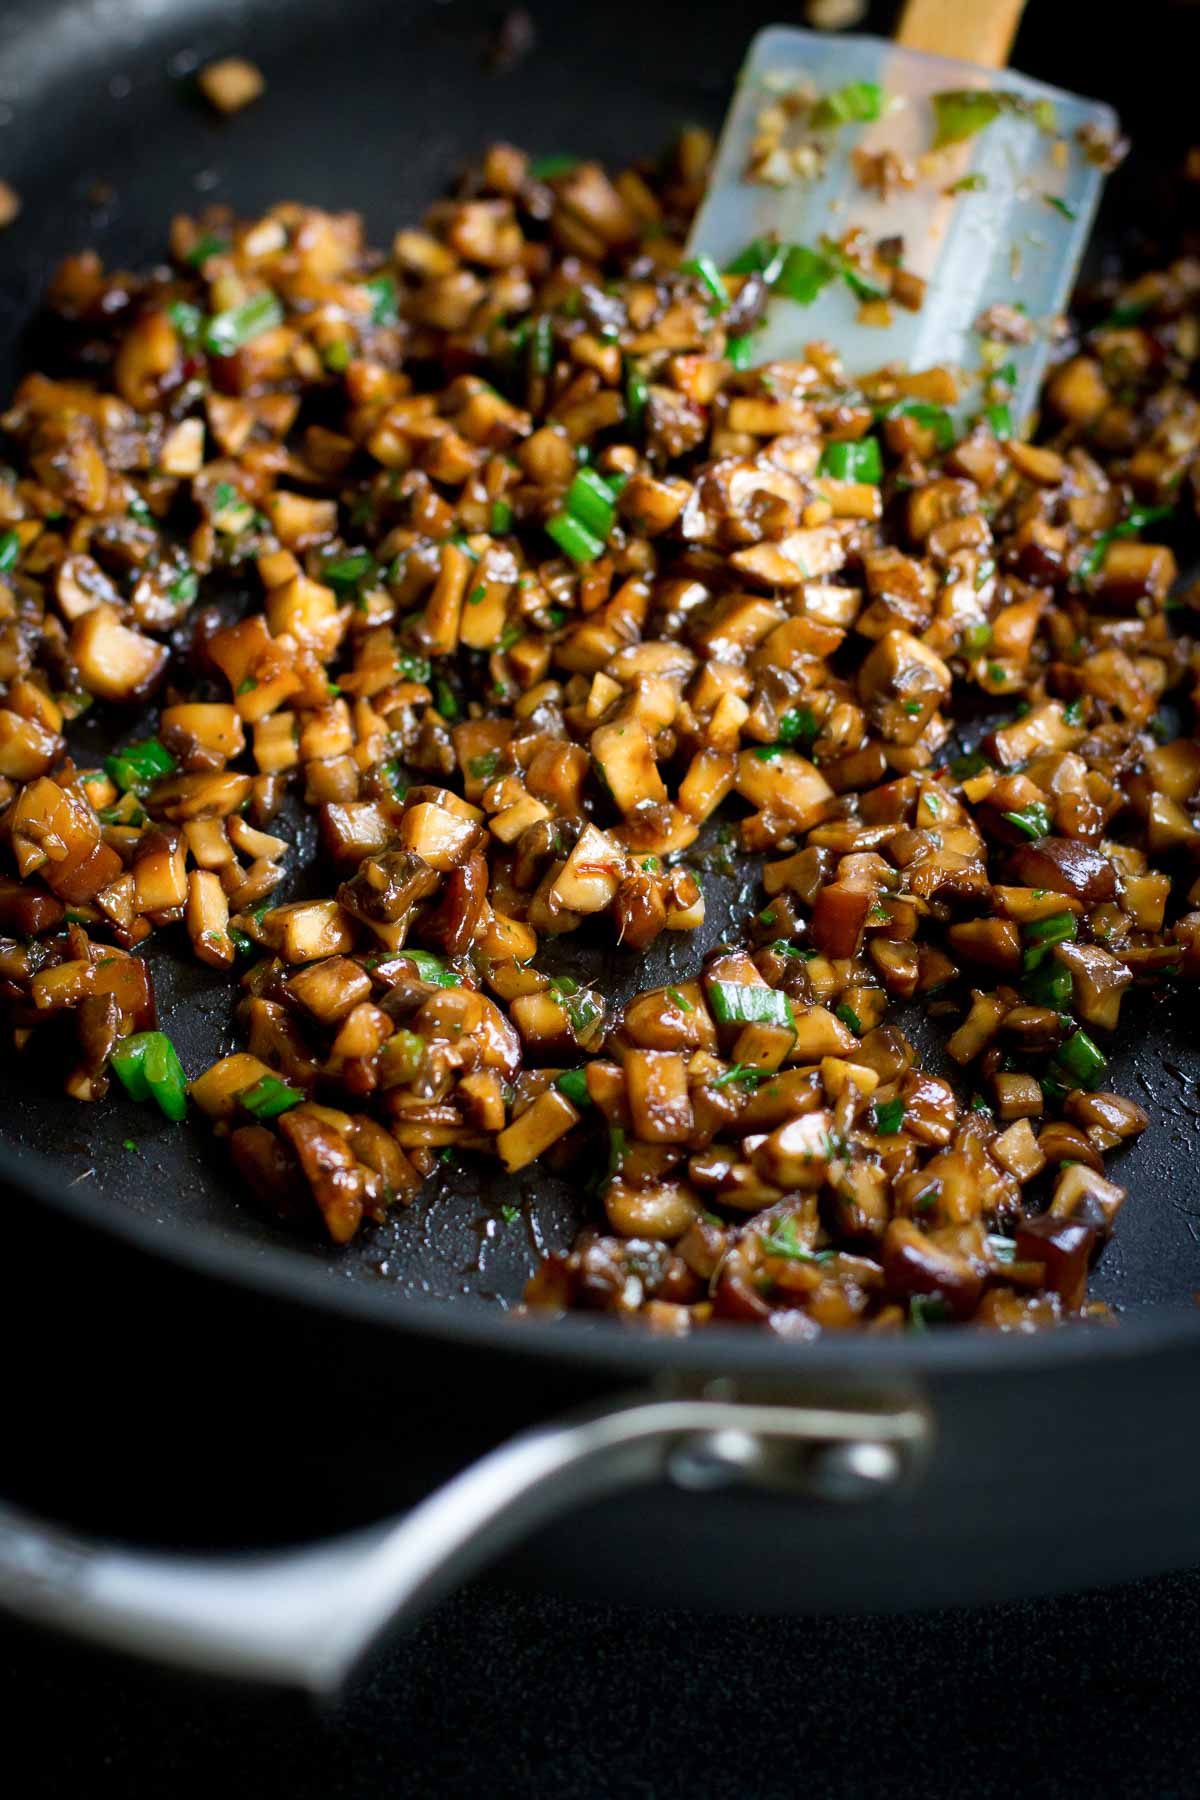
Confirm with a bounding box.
[433,677,459,721]
[681,254,729,314]
[1022,960,1073,1007]
[104,737,177,796]
[774,243,837,305]
[395,653,431,683]
[950,748,990,779]
[547,510,605,565]
[170,568,199,605]
[949,172,988,194]
[711,1063,764,1090]
[490,498,514,534]
[605,1125,626,1186]
[468,751,500,781]
[818,238,888,303]
[111,1031,188,1121]
[962,621,992,653]
[835,1002,863,1035]
[228,926,254,959]
[908,1294,952,1330]
[873,1097,904,1135]
[364,274,399,326]
[167,299,204,342]
[985,402,1012,439]
[564,465,619,539]
[624,358,648,433]
[529,314,553,378]
[707,981,795,1030]
[1001,803,1052,840]
[0,528,20,572]
[322,552,377,590]
[1098,296,1152,330]
[1078,502,1173,582]
[931,89,1054,150]
[239,1075,304,1119]
[1022,912,1077,948]
[667,987,693,1013]
[818,436,882,483]
[752,745,783,762]
[564,989,603,1037]
[725,332,758,371]
[204,292,285,357]
[555,1068,592,1108]
[323,339,351,373]
[812,80,884,129]
[1054,1029,1108,1090]
[760,1217,832,1262]
[402,950,460,987]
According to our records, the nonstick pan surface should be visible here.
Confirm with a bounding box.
[1,0,1199,1350]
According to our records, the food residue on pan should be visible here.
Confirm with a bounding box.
[197,58,265,116]
[0,129,1196,1337]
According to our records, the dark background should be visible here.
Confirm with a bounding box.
[3,0,1200,1794]
[7,1569,1200,1798]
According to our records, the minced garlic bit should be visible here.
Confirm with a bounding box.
[198,57,265,115]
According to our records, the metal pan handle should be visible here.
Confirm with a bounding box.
[0,1390,929,1692]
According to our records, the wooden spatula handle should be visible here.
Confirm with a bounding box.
[895,0,1026,69]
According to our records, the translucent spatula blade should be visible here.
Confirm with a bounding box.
[688,27,1119,430]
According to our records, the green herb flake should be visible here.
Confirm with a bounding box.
[1044,194,1078,221]
[1001,802,1053,841]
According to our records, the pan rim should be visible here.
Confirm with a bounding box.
[5,1133,1198,1380]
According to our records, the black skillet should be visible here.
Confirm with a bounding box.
[1,0,1200,1689]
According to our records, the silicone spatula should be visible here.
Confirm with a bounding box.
[686,0,1119,432]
